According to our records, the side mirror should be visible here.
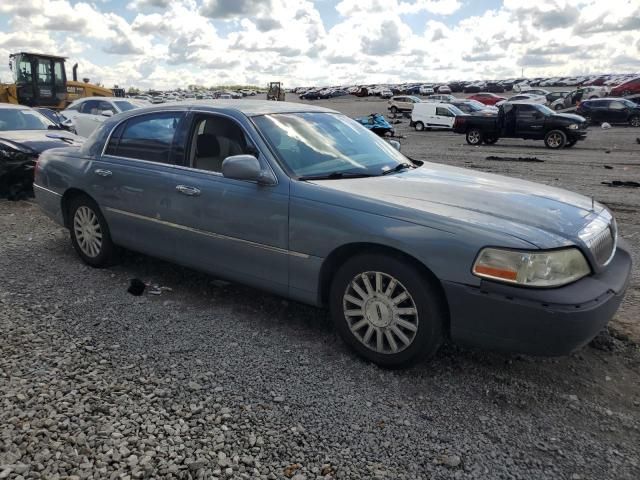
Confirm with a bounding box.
[222,155,275,185]
[101,110,113,117]
[388,140,401,151]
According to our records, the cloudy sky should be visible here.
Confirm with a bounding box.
[0,0,639,90]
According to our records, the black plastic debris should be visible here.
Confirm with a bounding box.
[127,279,146,296]
[485,156,544,163]
[636,137,640,144]
[604,165,614,169]
[601,180,640,188]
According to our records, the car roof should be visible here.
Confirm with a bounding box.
[0,103,31,111]
[115,100,339,117]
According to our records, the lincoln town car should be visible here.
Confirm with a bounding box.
[34,101,632,367]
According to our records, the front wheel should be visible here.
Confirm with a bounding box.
[414,121,425,131]
[69,195,116,267]
[390,106,398,114]
[329,254,445,368]
[544,130,567,149]
[630,115,640,127]
[466,128,483,145]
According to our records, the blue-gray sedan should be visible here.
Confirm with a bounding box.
[33,100,632,367]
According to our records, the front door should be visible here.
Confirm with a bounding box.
[607,100,631,124]
[164,113,290,294]
[515,105,545,137]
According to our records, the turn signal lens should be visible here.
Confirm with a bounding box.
[472,247,591,287]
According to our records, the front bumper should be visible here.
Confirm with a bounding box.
[443,240,632,356]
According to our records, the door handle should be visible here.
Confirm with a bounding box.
[95,169,112,177]
[176,185,201,196]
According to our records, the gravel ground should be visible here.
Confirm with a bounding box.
[2,95,640,479]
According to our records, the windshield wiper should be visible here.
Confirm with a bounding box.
[381,163,414,175]
[298,171,376,181]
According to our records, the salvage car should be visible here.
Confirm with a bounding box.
[410,103,466,131]
[387,95,421,113]
[576,98,640,127]
[610,76,640,97]
[63,97,143,138]
[34,101,631,367]
[1,103,82,199]
[467,93,506,106]
[453,103,588,148]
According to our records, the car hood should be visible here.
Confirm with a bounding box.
[0,130,83,154]
[311,163,602,246]
[554,113,586,123]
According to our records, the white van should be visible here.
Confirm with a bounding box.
[410,103,465,131]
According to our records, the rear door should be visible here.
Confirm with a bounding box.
[89,110,188,260]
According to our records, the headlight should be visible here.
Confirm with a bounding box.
[567,124,579,130]
[472,247,590,287]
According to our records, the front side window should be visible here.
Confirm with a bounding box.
[53,61,64,87]
[96,101,116,114]
[107,112,184,163]
[189,115,252,173]
[253,112,407,178]
[436,107,450,116]
[80,100,99,114]
[0,108,54,131]
[17,58,32,83]
[609,101,626,110]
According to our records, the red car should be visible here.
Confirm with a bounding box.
[467,92,507,106]
[610,77,640,97]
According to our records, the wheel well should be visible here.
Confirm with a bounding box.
[60,188,93,228]
[318,243,450,328]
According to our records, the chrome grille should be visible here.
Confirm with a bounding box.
[580,215,616,267]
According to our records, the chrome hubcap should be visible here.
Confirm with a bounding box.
[73,206,102,258]
[632,117,640,127]
[468,131,480,143]
[548,133,562,147]
[343,271,419,354]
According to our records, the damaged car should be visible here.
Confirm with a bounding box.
[34,101,631,367]
[1,104,82,199]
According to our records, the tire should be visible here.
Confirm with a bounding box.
[390,106,398,114]
[554,104,563,111]
[465,128,483,145]
[414,121,425,132]
[329,254,445,368]
[630,116,640,128]
[544,130,567,149]
[622,90,631,97]
[582,115,592,125]
[68,195,116,267]
[483,135,498,144]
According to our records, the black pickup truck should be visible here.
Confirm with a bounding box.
[452,103,588,148]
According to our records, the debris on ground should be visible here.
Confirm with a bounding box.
[636,137,640,144]
[127,278,146,296]
[486,156,544,162]
[601,180,640,188]
[354,113,394,137]
[601,122,612,129]
[604,165,614,169]
[0,153,36,201]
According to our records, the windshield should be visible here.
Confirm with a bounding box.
[253,112,408,178]
[448,105,465,116]
[0,108,54,131]
[114,101,139,112]
[532,104,555,115]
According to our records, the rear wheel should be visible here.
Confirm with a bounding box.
[622,90,631,97]
[329,254,445,368]
[68,195,116,267]
[414,121,425,131]
[466,128,483,145]
[390,106,398,114]
[630,115,640,127]
[544,130,567,149]
[554,104,563,111]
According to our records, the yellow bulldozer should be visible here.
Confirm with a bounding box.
[0,52,114,110]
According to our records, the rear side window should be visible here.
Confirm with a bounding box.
[105,112,185,163]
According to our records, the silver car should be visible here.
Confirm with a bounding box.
[33,101,632,367]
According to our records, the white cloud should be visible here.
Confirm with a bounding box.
[0,0,638,89]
